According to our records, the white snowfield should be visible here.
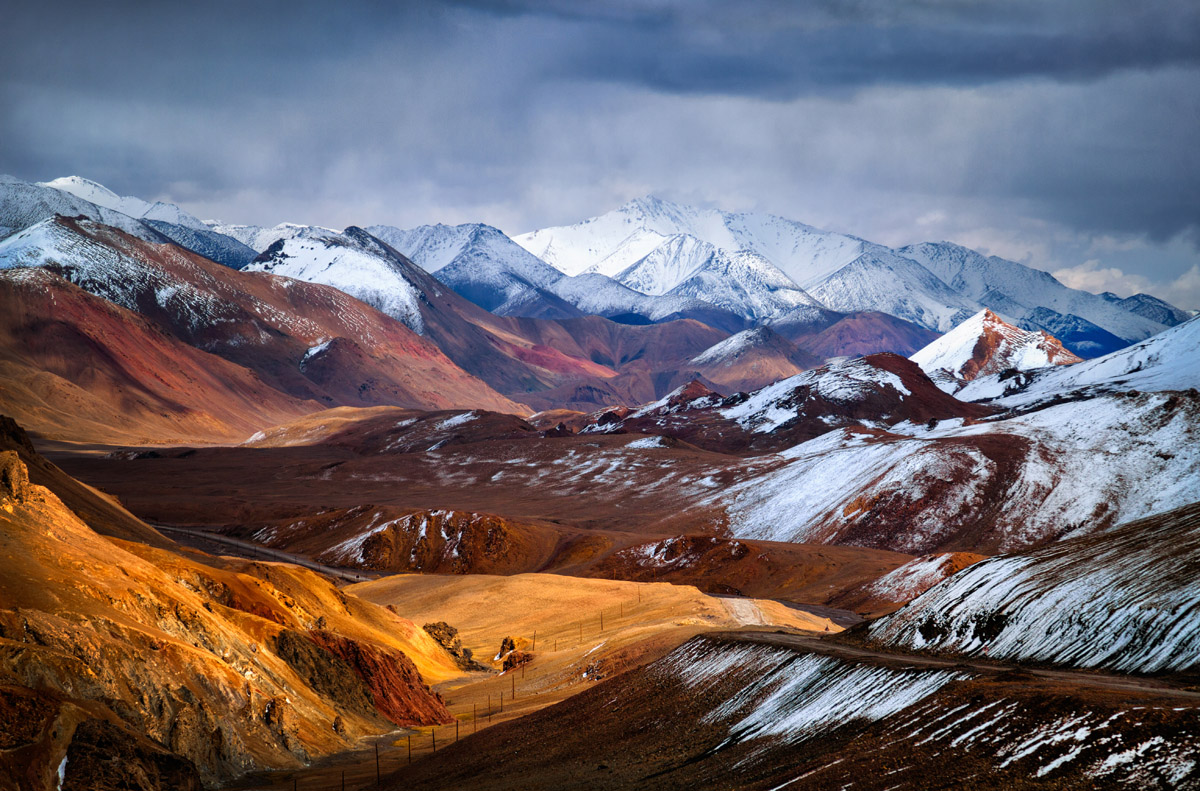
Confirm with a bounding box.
[243,226,426,334]
[868,502,1200,673]
[910,309,1080,392]
[514,195,865,287]
[716,391,1200,553]
[514,196,983,331]
[958,315,1200,407]
[806,244,982,332]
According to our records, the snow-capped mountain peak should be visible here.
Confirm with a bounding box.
[910,309,1082,393]
[39,175,207,231]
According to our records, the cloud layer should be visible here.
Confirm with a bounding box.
[2,1,1198,307]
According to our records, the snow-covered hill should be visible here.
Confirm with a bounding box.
[714,388,1200,554]
[868,500,1200,673]
[1,176,256,268]
[204,221,334,253]
[899,242,1171,347]
[1102,291,1193,327]
[806,245,982,331]
[141,220,257,269]
[514,196,865,288]
[910,309,1081,393]
[244,226,426,333]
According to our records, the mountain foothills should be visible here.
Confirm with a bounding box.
[0,172,1197,790]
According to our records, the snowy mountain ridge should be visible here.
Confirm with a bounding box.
[899,241,1168,345]
[39,175,209,231]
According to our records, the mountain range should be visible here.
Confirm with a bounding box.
[0,171,1198,791]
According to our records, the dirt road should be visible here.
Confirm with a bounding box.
[155,524,377,584]
[725,630,1200,700]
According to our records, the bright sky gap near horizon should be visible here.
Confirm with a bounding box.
[2,0,1198,307]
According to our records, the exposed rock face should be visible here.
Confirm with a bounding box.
[272,630,378,721]
[502,651,533,672]
[310,631,454,726]
[0,449,30,503]
[910,309,1082,393]
[61,719,203,791]
[423,622,489,672]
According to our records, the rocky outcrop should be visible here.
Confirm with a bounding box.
[0,418,461,787]
[272,630,379,721]
[310,631,453,727]
[502,651,534,672]
[0,450,30,503]
[423,622,489,672]
[62,718,203,791]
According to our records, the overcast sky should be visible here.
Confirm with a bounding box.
[3,0,1198,307]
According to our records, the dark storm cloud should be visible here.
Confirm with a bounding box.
[0,0,1198,304]
[454,0,1200,95]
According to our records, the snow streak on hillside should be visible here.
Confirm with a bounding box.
[869,502,1200,673]
[653,636,1200,787]
[715,391,1200,553]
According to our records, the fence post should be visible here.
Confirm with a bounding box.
[375,741,380,782]
[408,734,412,764]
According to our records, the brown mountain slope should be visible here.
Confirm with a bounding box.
[778,310,941,358]
[0,427,462,789]
[0,268,318,444]
[247,227,620,397]
[0,414,173,547]
[687,326,821,392]
[0,217,527,441]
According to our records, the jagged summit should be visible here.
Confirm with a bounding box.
[910,308,1082,393]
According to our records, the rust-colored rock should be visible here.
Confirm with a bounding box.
[310,631,453,727]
